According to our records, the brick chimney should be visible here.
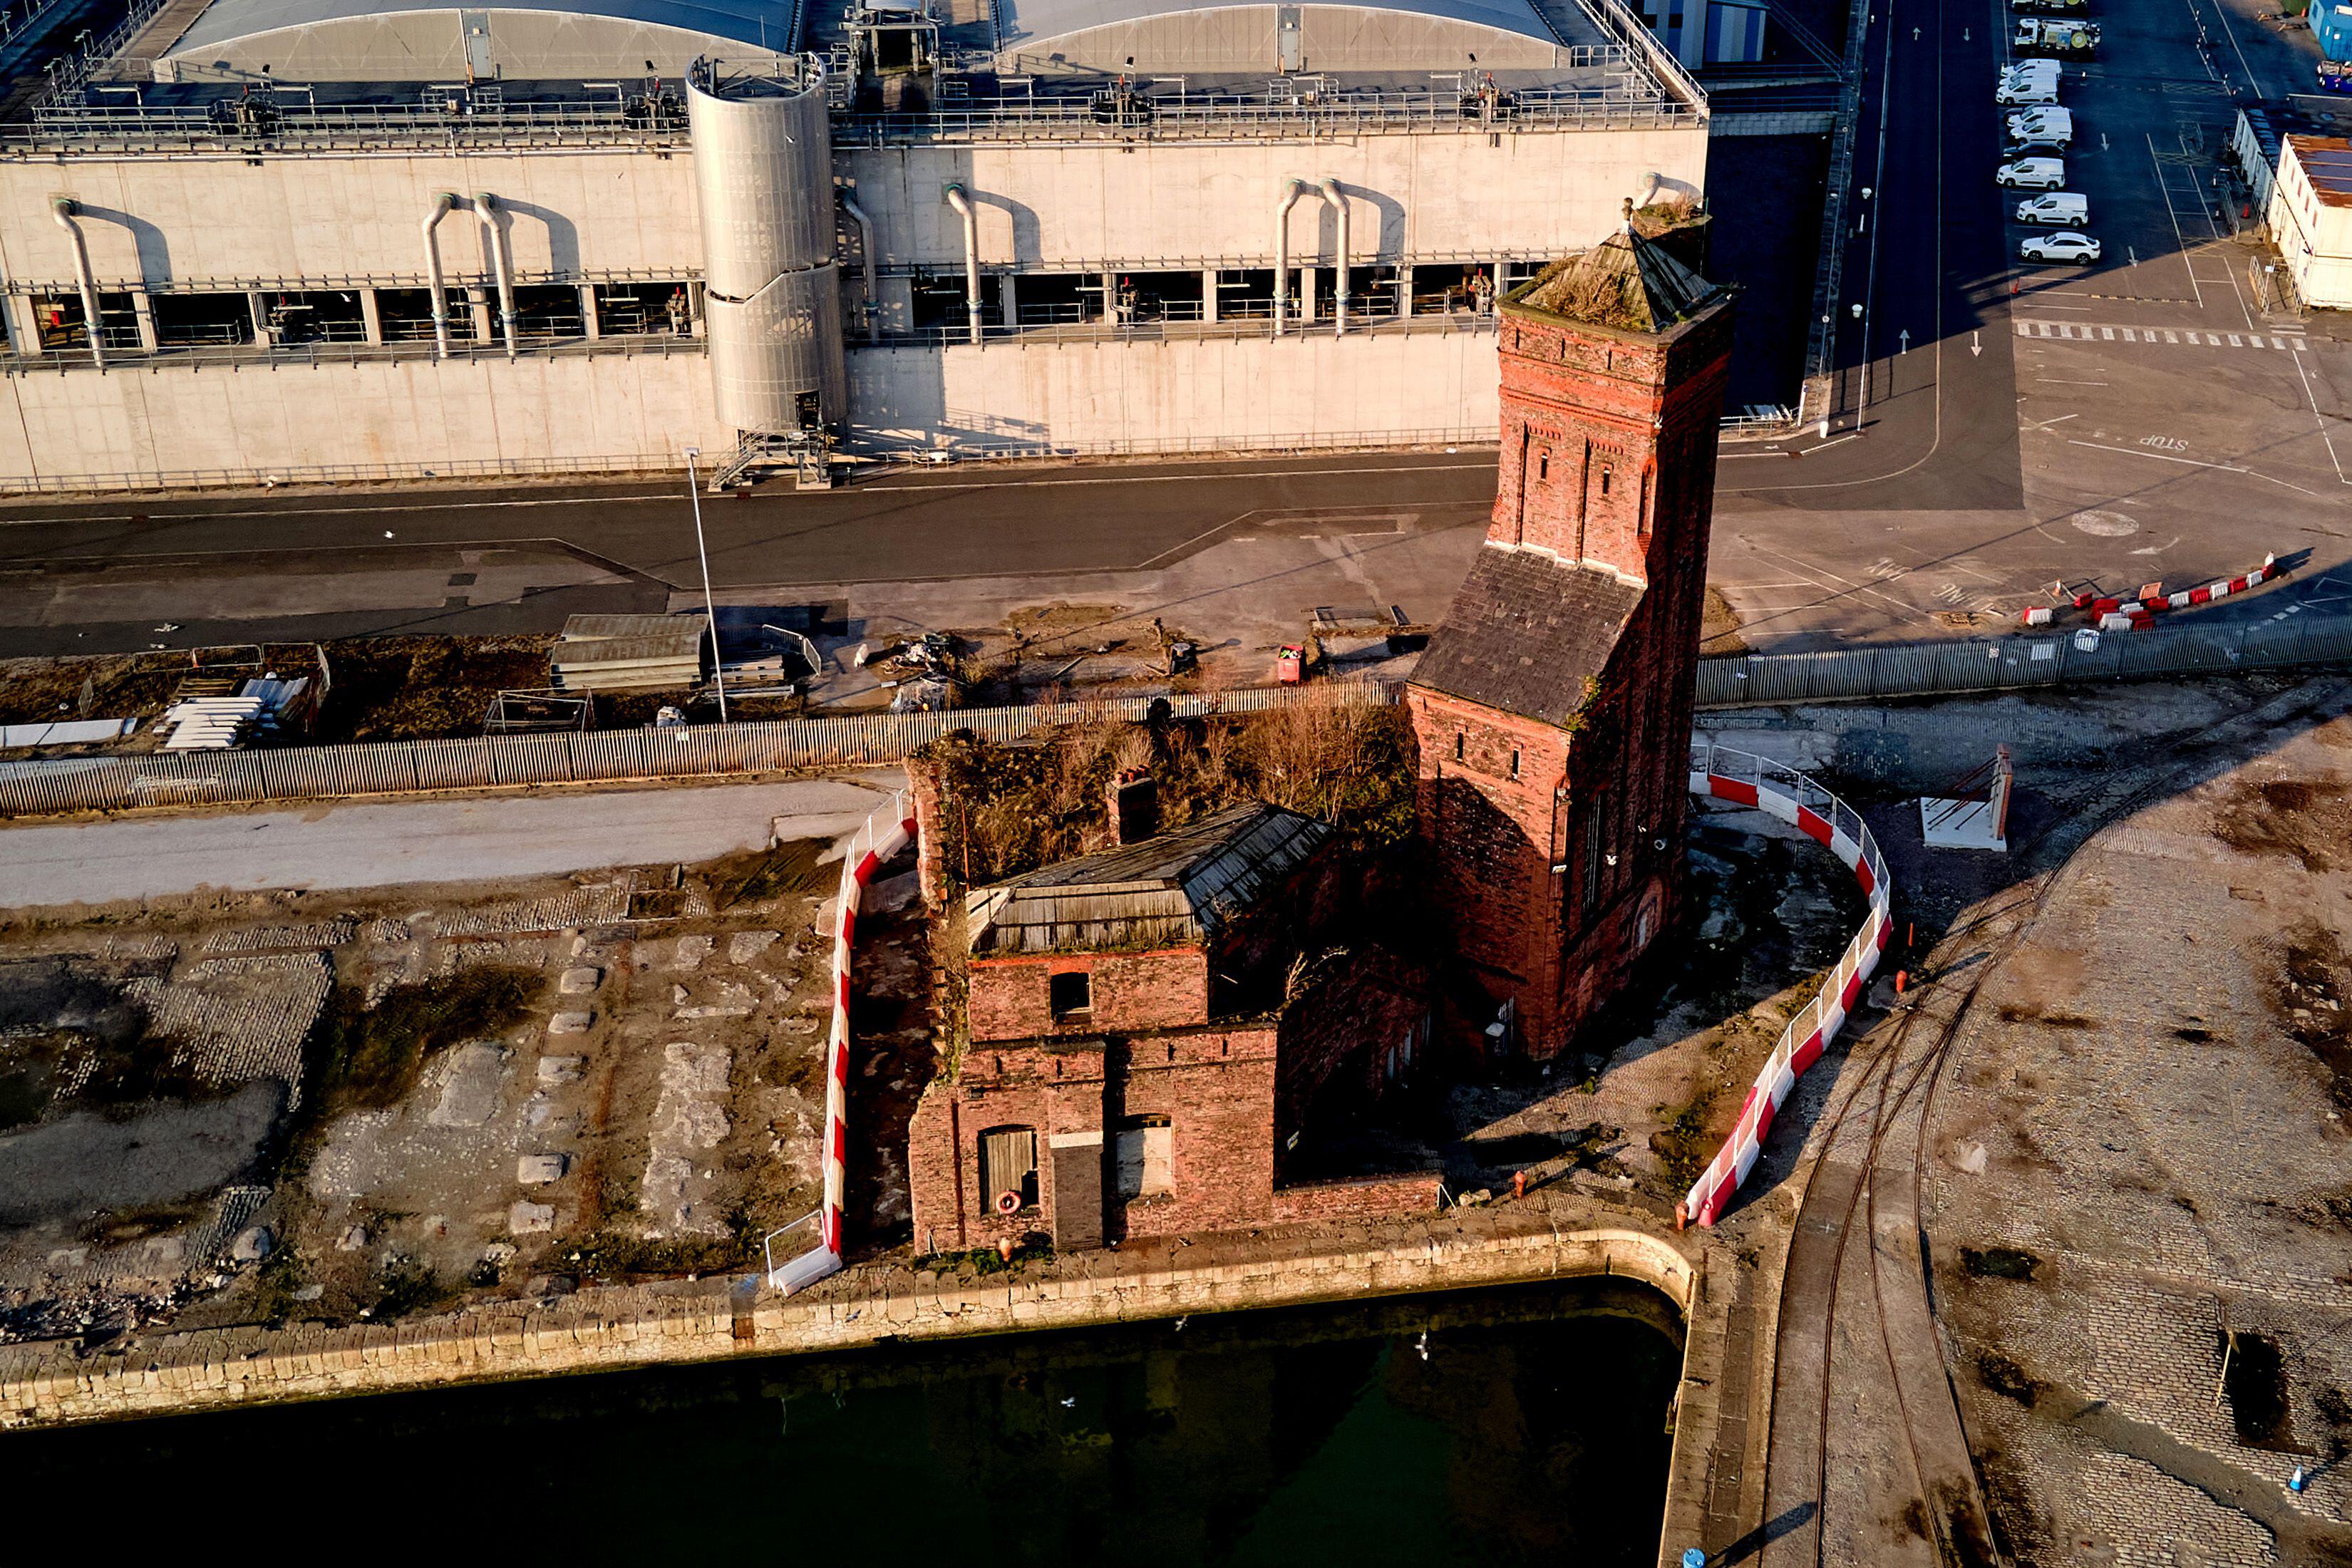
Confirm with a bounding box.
[1108,768,1158,845]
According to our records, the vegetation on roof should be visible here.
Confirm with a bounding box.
[916,695,1415,897]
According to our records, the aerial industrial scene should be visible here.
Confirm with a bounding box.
[0,0,2348,1557]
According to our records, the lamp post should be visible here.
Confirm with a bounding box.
[683,447,728,723]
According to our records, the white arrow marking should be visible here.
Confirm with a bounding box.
[2102,132,2110,151]
[1899,329,1911,354]
[2127,245,2139,266]
[1971,329,1982,357]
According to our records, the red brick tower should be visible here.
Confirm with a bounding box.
[1405,207,1734,1060]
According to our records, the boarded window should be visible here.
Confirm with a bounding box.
[1582,803,1606,912]
[1049,970,1092,1021]
[1115,1115,1173,1200]
[980,1125,1038,1212]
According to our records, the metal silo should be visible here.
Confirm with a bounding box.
[687,58,846,436]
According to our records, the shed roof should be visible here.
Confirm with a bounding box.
[168,0,783,57]
[990,0,1564,54]
[2288,134,2352,208]
[966,802,1333,955]
[1410,544,1644,728]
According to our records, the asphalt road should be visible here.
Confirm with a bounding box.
[2,0,2346,659]
[0,773,898,904]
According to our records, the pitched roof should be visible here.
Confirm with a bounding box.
[965,802,1333,955]
[1410,545,1644,728]
[1511,222,1724,334]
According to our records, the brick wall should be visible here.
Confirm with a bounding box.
[907,1024,1279,1253]
[1274,949,1430,1145]
[965,945,1212,1043]
[1271,1172,1445,1224]
[1408,284,1733,1061]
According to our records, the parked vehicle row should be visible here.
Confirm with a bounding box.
[1996,63,2100,264]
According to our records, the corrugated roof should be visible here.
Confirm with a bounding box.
[2289,134,2352,208]
[170,0,784,57]
[1411,544,1644,728]
[966,802,1334,955]
[991,0,1563,54]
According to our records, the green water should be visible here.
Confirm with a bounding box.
[6,1278,1681,1562]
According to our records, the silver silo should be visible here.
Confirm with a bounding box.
[687,58,846,436]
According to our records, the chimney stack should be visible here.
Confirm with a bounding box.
[1108,768,1159,845]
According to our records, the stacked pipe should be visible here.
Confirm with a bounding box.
[1678,743,1895,1229]
[765,793,918,1294]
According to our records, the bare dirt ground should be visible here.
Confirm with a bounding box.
[1926,702,2352,1565]
[0,842,838,1345]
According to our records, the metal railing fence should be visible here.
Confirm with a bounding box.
[0,682,1388,819]
[1693,612,2352,708]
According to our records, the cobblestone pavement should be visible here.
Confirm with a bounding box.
[1922,685,2352,1567]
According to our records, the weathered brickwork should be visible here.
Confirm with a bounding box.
[965,947,1211,1042]
[907,1026,1280,1253]
[1406,253,1733,1060]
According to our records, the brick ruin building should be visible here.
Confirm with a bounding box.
[1405,208,1735,1060]
[905,783,1438,1255]
[896,212,1731,1253]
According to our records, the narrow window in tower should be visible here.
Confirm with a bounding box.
[1455,731,1465,761]
[1599,465,1613,497]
[1582,805,1604,912]
[1537,453,1549,482]
[1510,748,1522,781]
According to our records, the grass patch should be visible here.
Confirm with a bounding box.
[919,1237,1057,1276]
[309,965,545,1116]
[1649,1102,1710,1191]
[708,840,829,911]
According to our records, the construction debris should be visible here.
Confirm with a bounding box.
[550,614,705,693]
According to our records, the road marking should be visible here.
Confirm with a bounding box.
[1747,544,1919,612]
[2289,349,2350,485]
[2035,378,2111,386]
[2146,132,2204,310]
[2065,437,2321,495]
[2012,319,2306,351]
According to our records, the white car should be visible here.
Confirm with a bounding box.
[2018,232,2102,264]
[1997,156,2066,189]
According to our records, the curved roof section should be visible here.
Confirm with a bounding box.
[991,0,1564,55]
[168,0,784,58]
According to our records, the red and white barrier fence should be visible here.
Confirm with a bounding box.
[764,793,918,1293]
[1679,743,1896,1228]
[2025,553,2279,630]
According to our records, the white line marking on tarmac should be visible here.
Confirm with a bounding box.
[2065,438,2321,496]
[2289,349,2350,485]
[1746,545,1917,613]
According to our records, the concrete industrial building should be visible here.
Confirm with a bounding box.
[0,0,1711,486]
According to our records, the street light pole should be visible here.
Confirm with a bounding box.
[684,447,728,723]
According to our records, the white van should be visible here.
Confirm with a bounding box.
[1996,156,2066,189]
[2013,192,2089,227]
[1996,72,2061,105]
[2000,57,2060,81]
[2005,105,2074,143]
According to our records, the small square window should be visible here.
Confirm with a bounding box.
[1050,970,1093,1021]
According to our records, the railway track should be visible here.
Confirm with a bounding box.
[1753,676,2352,1567]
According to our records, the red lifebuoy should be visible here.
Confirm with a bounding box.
[994,1189,1021,1215]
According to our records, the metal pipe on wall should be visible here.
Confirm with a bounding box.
[1273,177,1306,336]
[48,197,103,368]
[472,192,517,358]
[1317,176,1350,336]
[421,191,456,359]
[839,192,880,343]
[941,182,980,346]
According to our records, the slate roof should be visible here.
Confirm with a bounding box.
[1410,545,1644,728]
[966,803,1333,956]
[1512,224,1724,334]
